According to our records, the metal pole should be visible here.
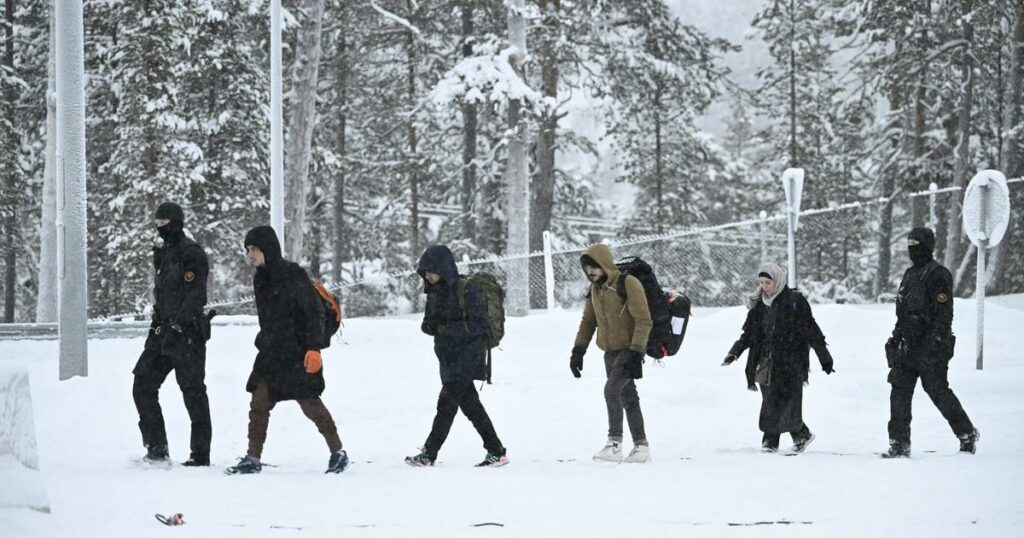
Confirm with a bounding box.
[787,208,797,288]
[928,182,938,229]
[270,0,284,239]
[543,230,555,310]
[55,0,89,379]
[976,182,988,370]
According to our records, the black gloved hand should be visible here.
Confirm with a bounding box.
[623,349,645,380]
[822,359,835,375]
[570,346,585,378]
[722,353,737,366]
[421,319,439,336]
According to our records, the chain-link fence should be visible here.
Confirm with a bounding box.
[79,176,1024,324]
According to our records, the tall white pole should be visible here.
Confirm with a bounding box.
[543,230,555,310]
[55,0,88,379]
[270,0,285,239]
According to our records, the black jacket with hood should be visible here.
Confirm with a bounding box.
[244,226,326,401]
[417,245,489,384]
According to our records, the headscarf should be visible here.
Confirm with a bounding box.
[747,262,787,310]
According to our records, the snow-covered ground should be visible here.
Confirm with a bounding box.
[2,301,1023,537]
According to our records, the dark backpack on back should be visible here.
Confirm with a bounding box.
[615,256,692,359]
[457,273,506,383]
[312,280,343,349]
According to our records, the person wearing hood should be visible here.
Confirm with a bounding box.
[572,243,653,463]
[226,226,348,475]
[882,227,978,458]
[405,245,508,468]
[132,202,213,466]
[723,263,834,453]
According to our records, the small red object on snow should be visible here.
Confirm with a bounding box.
[155,513,185,526]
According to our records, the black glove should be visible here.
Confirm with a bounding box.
[623,349,645,380]
[822,359,835,375]
[885,337,903,368]
[722,353,737,366]
[421,319,439,336]
[570,346,585,378]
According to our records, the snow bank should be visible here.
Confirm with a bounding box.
[0,365,49,513]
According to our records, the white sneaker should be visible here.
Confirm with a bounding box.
[623,445,650,463]
[593,440,623,462]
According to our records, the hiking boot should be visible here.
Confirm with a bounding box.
[326,450,349,473]
[182,455,210,467]
[593,440,623,462]
[881,440,911,459]
[475,448,509,468]
[623,444,650,463]
[792,431,816,454]
[225,455,262,475]
[143,445,170,464]
[761,433,780,453]
[405,448,436,467]
[958,429,980,454]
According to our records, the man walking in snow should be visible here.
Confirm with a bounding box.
[571,243,653,463]
[132,202,213,466]
[405,245,508,467]
[226,226,348,474]
[883,227,978,458]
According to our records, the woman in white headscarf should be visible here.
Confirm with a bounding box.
[722,263,835,453]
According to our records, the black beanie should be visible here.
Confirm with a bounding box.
[155,202,185,224]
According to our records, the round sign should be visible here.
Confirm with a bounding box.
[962,170,1011,248]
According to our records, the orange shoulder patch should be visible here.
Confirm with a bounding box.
[936,292,949,304]
[183,270,196,283]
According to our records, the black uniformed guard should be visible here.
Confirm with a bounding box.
[883,227,978,458]
[132,202,213,466]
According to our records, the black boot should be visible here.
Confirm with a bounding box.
[881,440,910,459]
[761,433,780,453]
[958,429,979,454]
[182,454,210,467]
[143,444,170,464]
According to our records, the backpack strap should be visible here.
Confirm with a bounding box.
[456,278,468,321]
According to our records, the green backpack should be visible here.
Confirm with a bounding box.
[456,273,506,383]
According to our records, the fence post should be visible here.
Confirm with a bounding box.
[975,182,989,371]
[543,230,556,310]
[928,182,938,229]
[759,210,768,263]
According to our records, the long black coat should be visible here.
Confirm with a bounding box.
[418,245,489,384]
[245,226,326,401]
[729,287,832,387]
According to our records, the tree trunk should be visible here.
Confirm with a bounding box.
[284,0,325,262]
[910,7,930,227]
[874,86,903,299]
[530,0,558,252]
[654,88,663,234]
[460,1,478,245]
[36,0,58,322]
[332,13,348,283]
[990,1,1024,292]
[3,0,16,322]
[505,0,529,317]
[788,0,797,168]
[943,0,975,284]
[406,0,419,262]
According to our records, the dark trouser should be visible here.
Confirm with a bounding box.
[247,383,343,459]
[424,381,503,457]
[887,354,974,444]
[604,351,647,444]
[758,377,808,442]
[132,347,212,459]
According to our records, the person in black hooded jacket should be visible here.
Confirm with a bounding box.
[225,226,348,475]
[404,245,508,468]
[132,202,212,466]
[882,227,978,458]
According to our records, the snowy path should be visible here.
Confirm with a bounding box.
[2,302,1023,536]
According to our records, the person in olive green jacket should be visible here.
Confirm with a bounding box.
[571,243,654,463]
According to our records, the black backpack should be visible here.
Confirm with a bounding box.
[456,273,506,383]
[615,256,692,359]
[312,280,343,349]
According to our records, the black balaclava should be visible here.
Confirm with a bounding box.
[155,202,185,241]
[908,227,936,267]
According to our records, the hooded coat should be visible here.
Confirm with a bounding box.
[244,226,326,401]
[573,244,653,355]
[418,245,489,384]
